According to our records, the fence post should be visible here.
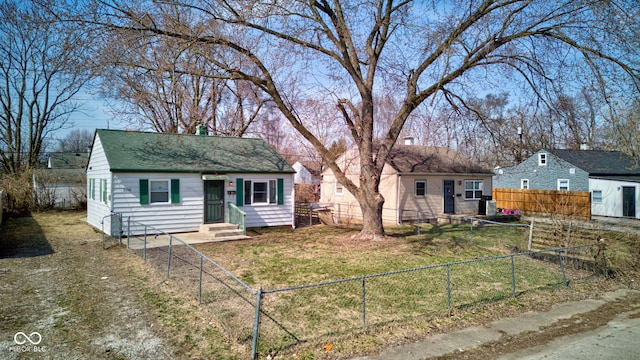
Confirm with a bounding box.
[361,277,367,330]
[198,255,203,303]
[167,235,173,278]
[557,249,568,286]
[251,287,263,360]
[511,255,516,298]
[446,264,452,310]
[469,218,473,243]
[527,218,535,250]
[118,213,123,245]
[126,216,131,249]
[143,226,147,261]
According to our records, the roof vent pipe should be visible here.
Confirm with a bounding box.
[195,124,207,136]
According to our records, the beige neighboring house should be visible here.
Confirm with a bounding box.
[320,142,493,224]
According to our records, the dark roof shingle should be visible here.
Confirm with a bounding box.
[551,150,640,176]
[386,145,491,174]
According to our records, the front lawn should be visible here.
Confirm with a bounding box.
[192,222,583,357]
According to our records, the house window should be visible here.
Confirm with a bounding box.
[521,179,529,190]
[538,153,547,166]
[244,179,279,205]
[335,182,344,196]
[415,180,426,197]
[464,180,483,200]
[139,178,179,205]
[592,190,603,203]
[150,180,169,203]
[557,179,570,191]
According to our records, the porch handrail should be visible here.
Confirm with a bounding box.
[228,202,246,235]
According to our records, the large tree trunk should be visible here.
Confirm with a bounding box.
[356,155,386,240]
[359,190,385,240]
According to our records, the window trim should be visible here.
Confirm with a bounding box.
[335,181,344,196]
[243,179,281,206]
[557,179,570,191]
[464,180,484,200]
[149,179,170,204]
[415,180,426,197]
[521,179,529,190]
[538,153,547,166]
[592,190,603,203]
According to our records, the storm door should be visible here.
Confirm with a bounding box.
[443,180,455,214]
[204,180,225,223]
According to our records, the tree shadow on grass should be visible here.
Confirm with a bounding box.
[0,214,54,258]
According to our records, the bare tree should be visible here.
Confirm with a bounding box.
[96,8,271,136]
[77,0,639,239]
[56,129,94,153]
[604,99,640,159]
[0,0,93,174]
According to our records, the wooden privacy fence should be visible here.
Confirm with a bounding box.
[492,188,591,220]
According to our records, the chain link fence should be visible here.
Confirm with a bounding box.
[107,215,609,359]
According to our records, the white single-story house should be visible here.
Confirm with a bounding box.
[493,149,640,219]
[87,129,296,236]
[320,143,494,224]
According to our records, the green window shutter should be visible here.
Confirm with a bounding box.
[277,178,284,205]
[244,180,252,205]
[90,179,94,200]
[102,179,107,204]
[171,179,180,203]
[236,178,243,206]
[140,179,149,205]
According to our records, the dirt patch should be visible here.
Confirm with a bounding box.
[0,212,177,359]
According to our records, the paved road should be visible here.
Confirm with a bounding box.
[351,289,640,360]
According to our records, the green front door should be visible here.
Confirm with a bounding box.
[204,180,225,223]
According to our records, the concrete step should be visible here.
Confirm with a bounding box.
[199,223,239,233]
[212,229,245,238]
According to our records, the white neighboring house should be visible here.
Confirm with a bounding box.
[292,161,319,184]
[87,129,296,236]
[33,153,89,209]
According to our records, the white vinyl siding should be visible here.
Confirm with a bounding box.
[237,174,294,227]
[86,135,112,232]
[112,173,202,235]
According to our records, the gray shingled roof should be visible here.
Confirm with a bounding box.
[552,149,640,176]
[95,129,295,174]
[386,145,491,174]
